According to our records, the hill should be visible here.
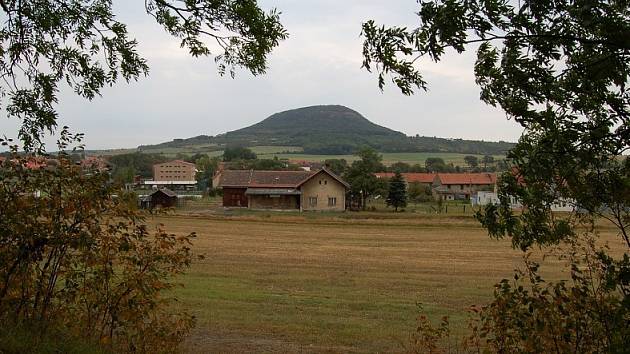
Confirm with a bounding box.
[222,105,407,154]
[138,105,514,155]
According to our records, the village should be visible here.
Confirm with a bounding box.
[87,156,573,213]
[1,1,626,352]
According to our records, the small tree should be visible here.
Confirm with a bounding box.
[481,155,494,170]
[386,171,407,211]
[408,182,433,203]
[345,148,386,210]
[425,157,447,172]
[0,134,197,351]
[464,155,479,169]
[390,161,411,173]
[324,159,349,176]
[223,146,257,161]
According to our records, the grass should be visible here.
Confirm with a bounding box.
[150,212,625,353]
[91,143,504,167]
[258,152,504,166]
[0,324,107,354]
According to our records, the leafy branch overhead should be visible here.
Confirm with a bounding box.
[0,0,287,151]
[363,0,630,251]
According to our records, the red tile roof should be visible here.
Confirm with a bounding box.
[375,172,437,184]
[436,173,496,185]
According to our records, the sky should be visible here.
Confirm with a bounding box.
[0,0,523,150]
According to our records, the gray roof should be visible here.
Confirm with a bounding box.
[150,188,177,197]
[245,188,302,195]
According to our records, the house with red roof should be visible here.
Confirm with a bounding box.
[217,168,349,211]
[432,173,497,200]
[375,172,438,186]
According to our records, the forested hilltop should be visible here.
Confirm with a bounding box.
[138,105,514,155]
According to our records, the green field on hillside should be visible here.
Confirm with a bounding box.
[91,144,504,166]
[259,151,504,166]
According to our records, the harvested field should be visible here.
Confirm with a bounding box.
[150,213,625,353]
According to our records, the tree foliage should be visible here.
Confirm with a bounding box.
[0,0,287,151]
[363,0,630,351]
[109,152,169,181]
[386,171,407,211]
[345,148,386,210]
[223,146,257,161]
[464,155,479,169]
[363,0,629,254]
[408,181,433,203]
[324,158,349,176]
[0,135,197,351]
[0,0,287,349]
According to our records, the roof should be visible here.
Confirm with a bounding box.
[245,188,302,195]
[150,188,177,197]
[300,167,350,188]
[219,168,349,189]
[436,173,497,185]
[221,170,314,188]
[375,172,437,184]
[143,180,197,185]
[154,159,196,167]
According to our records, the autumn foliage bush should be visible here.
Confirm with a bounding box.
[0,135,197,352]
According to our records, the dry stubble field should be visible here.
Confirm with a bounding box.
[149,213,624,353]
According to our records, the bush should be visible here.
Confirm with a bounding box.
[0,140,197,352]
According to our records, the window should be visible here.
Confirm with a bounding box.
[460,184,464,190]
[319,180,322,185]
[328,197,336,206]
[308,196,317,207]
[324,180,327,185]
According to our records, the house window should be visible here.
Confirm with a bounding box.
[328,197,336,206]
[460,184,464,190]
[324,180,327,185]
[308,196,317,207]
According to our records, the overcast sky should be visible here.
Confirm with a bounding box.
[0,0,523,150]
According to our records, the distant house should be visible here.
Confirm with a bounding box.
[80,156,111,173]
[145,160,197,189]
[216,168,349,211]
[140,188,178,209]
[153,160,196,181]
[375,172,438,187]
[432,173,497,200]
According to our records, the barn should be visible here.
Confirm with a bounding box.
[217,168,349,211]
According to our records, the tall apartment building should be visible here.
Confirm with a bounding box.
[153,160,197,181]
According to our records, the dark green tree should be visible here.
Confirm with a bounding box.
[390,161,411,173]
[481,155,494,170]
[425,157,447,172]
[464,155,479,169]
[362,0,630,350]
[408,181,433,203]
[324,158,349,176]
[345,148,386,210]
[386,171,407,211]
[223,146,257,161]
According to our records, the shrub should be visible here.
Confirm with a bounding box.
[0,137,197,352]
